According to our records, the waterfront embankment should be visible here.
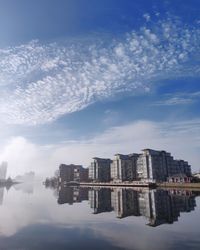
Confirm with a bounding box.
[79,181,200,190]
[80,181,156,188]
[157,182,200,190]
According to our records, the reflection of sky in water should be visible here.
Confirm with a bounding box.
[0,184,199,250]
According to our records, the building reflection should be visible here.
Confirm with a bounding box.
[111,189,140,218]
[0,183,35,206]
[57,186,88,205]
[89,188,112,214]
[88,188,196,227]
[49,184,198,227]
[0,187,4,205]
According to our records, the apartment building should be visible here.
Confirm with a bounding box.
[59,164,88,183]
[89,158,112,182]
[111,154,139,182]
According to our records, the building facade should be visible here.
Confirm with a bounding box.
[137,149,191,182]
[60,149,192,183]
[59,164,88,183]
[111,154,139,182]
[89,158,111,182]
[137,149,170,182]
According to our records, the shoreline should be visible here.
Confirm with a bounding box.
[157,182,200,190]
[78,182,200,190]
[79,182,156,188]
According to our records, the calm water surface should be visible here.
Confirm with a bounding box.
[0,183,199,250]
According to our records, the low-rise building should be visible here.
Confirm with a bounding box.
[193,173,200,181]
[194,173,200,178]
[167,174,192,183]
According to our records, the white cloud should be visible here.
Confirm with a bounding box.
[154,97,194,106]
[143,13,151,22]
[153,92,200,106]
[0,17,199,125]
[0,119,199,177]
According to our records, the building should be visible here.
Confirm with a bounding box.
[111,154,139,182]
[66,148,192,183]
[0,162,7,180]
[193,173,200,182]
[167,174,191,183]
[168,159,191,177]
[177,160,191,176]
[89,158,111,182]
[137,149,170,182]
[137,149,191,182]
[110,149,173,182]
[193,173,200,178]
[59,164,88,183]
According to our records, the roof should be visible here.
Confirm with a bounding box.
[93,157,111,161]
[114,153,140,159]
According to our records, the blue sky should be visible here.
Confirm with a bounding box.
[0,0,199,175]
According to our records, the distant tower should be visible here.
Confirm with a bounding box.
[0,162,7,180]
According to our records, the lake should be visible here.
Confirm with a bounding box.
[0,183,199,250]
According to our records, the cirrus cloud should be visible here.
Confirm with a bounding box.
[0,16,199,125]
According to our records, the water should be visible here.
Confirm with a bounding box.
[0,183,199,250]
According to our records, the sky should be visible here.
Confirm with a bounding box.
[0,0,199,176]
